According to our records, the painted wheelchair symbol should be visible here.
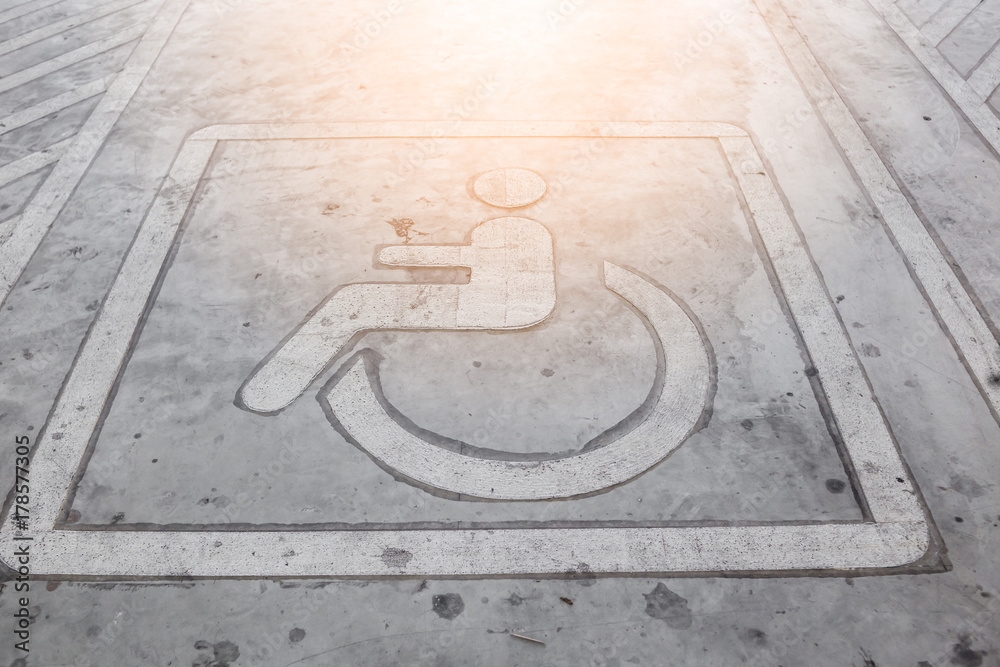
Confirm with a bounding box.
[238,169,713,500]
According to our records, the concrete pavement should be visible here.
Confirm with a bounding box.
[0,0,998,664]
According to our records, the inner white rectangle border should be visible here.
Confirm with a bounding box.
[0,121,932,578]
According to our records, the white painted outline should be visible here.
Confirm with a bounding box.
[920,0,983,47]
[0,0,64,25]
[0,0,193,306]
[864,0,1000,154]
[0,136,72,187]
[0,0,150,58]
[0,76,113,138]
[0,121,931,577]
[760,0,1000,427]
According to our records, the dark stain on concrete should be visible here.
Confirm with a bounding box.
[740,419,754,431]
[859,647,877,666]
[541,367,554,377]
[948,474,988,499]
[110,512,125,525]
[380,547,413,569]
[193,640,241,667]
[642,583,692,629]
[566,562,597,586]
[859,343,881,358]
[385,217,425,243]
[213,640,240,665]
[432,593,465,620]
[825,478,847,493]
[289,627,306,643]
[506,592,525,606]
[737,627,767,646]
[951,636,985,666]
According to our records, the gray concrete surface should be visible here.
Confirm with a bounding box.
[0,0,998,664]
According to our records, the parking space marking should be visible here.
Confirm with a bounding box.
[0,0,150,57]
[0,122,933,577]
[865,0,1000,152]
[762,0,1000,427]
[0,0,63,25]
[0,75,113,137]
[0,0,191,308]
[0,136,72,187]
[0,24,145,95]
[920,0,983,46]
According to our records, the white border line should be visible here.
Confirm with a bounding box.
[968,44,1000,100]
[0,0,148,57]
[919,0,981,46]
[0,121,931,577]
[0,0,63,25]
[0,214,20,244]
[760,0,1000,426]
[0,136,72,187]
[865,0,1000,154]
[0,75,113,137]
[0,23,145,95]
[0,0,192,306]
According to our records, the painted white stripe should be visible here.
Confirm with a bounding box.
[0,136,72,187]
[0,0,63,25]
[920,0,983,45]
[15,135,214,529]
[0,122,930,577]
[0,0,191,306]
[761,0,1000,423]
[0,75,112,136]
[968,42,1000,99]
[0,0,147,57]
[2,523,931,577]
[0,23,145,95]
[866,0,1000,151]
[0,214,19,244]
[722,135,925,524]
[188,120,752,141]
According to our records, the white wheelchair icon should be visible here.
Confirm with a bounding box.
[238,170,712,501]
